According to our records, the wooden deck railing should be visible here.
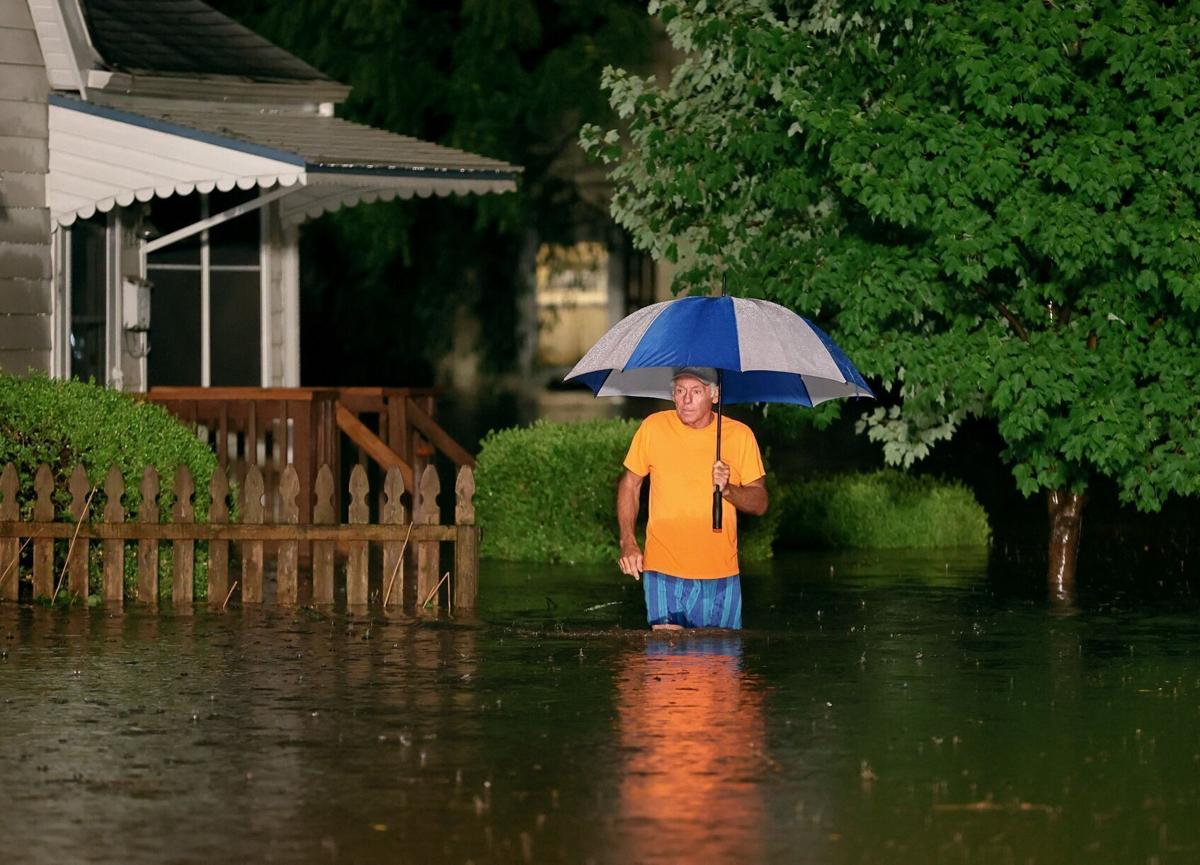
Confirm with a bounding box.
[143,387,474,526]
[0,459,478,611]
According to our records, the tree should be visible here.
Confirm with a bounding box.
[210,0,653,384]
[583,0,1200,593]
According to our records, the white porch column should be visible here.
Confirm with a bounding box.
[280,218,301,386]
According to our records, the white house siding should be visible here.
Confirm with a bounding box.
[0,0,51,375]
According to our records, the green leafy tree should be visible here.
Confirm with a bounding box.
[583,0,1200,590]
[210,0,654,382]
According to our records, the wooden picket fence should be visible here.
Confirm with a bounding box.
[0,460,478,611]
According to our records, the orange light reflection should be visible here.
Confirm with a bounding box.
[615,636,767,863]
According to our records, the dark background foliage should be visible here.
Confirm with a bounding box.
[209,0,655,385]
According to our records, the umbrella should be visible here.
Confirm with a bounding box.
[564,293,874,529]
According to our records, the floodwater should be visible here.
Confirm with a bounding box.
[2,550,1200,865]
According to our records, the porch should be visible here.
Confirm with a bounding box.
[143,386,474,526]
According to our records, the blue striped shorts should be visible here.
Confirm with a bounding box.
[642,571,742,629]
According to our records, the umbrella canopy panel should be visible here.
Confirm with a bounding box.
[565,296,874,405]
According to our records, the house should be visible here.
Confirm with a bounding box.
[0,0,520,390]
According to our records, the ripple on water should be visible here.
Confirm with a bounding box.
[1,551,1199,863]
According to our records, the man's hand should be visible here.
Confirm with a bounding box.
[713,459,730,492]
[617,469,646,580]
[719,475,769,516]
[618,540,644,580]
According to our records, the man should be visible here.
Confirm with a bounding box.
[617,367,767,630]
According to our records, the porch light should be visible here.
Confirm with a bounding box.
[122,276,152,359]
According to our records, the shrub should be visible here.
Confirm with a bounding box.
[775,469,991,549]
[0,374,218,599]
[476,417,778,564]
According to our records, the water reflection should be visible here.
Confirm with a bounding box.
[615,636,768,864]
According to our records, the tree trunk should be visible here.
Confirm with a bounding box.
[1046,488,1085,602]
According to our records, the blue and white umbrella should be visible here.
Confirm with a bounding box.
[566,294,873,530]
[564,295,874,405]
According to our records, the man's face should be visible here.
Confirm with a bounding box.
[672,375,717,427]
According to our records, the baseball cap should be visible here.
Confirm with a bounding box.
[671,366,719,386]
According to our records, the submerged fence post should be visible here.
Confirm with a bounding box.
[67,465,90,603]
[415,465,440,608]
[241,466,264,604]
[346,465,369,607]
[381,466,407,609]
[137,467,159,606]
[103,467,124,606]
[312,465,335,605]
[0,464,18,602]
[32,464,53,600]
[208,466,230,609]
[454,466,478,610]
[172,467,194,609]
[277,465,299,606]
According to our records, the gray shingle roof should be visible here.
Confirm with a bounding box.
[81,0,331,82]
[72,95,521,178]
[132,102,519,176]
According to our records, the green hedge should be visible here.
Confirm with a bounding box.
[476,422,990,561]
[475,417,778,564]
[0,374,218,600]
[775,469,991,549]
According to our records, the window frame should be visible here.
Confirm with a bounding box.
[144,193,269,387]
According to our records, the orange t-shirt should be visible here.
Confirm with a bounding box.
[624,410,765,580]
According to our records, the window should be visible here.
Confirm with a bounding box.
[535,242,611,366]
[146,191,263,387]
[67,215,109,383]
[535,242,608,307]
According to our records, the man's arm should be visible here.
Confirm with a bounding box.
[616,469,645,579]
[713,462,768,516]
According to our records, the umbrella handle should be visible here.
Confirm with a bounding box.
[713,368,724,532]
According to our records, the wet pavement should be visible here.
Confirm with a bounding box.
[2,549,1199,864]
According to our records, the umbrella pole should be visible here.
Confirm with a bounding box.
[712,272,728,529]
[713,369,724,532]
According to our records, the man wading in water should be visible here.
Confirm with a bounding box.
[616,367,767,630]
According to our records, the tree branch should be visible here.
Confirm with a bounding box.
[976,287,1029,341]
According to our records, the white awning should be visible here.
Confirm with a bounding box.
[48,95,520,227]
